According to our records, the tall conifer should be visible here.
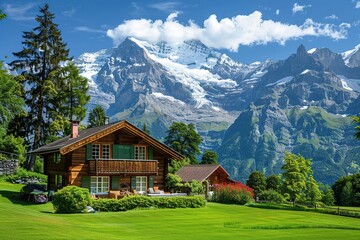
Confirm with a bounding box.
[10,4,89,169]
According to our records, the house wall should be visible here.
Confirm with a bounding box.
[44,128,171,192]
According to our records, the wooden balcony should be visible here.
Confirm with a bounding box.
[88,159,158,175]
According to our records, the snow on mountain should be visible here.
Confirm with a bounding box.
[342,44,360,67]
[76,48,115,110]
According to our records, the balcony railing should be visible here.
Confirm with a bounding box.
[88,159,158,175]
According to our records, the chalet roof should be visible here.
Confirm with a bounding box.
[29,120,184,159]
[176,164,230,182]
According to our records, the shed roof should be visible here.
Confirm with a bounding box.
[176,164,230,182]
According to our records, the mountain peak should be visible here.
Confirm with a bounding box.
[297,44,308,56]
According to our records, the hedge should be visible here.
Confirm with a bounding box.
[92,195,206,212]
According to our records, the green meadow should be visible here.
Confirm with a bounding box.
[0,182,359,240]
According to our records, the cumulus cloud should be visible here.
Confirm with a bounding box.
[3,3,35,20]
[276,9,280,15]
[292,3,311,14]
[356,1,360,8]
[106,11,350,51]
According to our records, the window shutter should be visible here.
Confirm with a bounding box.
[129,145,134,160]
[148,146,153,160]
[113,145,134,159]
[86,144,92,160]
[111,176,120,190]
[149,176,155,188]
[131,176,136,190]
[81,176,91,191]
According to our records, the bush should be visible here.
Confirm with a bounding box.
[257,190,285,204]
[52,186,91,213]
[92,195,206,212]
[5,167,47,183]
[212,183,254,205]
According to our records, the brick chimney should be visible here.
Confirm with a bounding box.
[71,121,80,138]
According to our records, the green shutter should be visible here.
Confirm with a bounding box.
[149,176,154,188]
[129,145,134,160]
[148,146,153,160]
[81,176,91,191]
[113,145,133,159]
[86,144,92,160]
[131,176,136,190]
[112,176,120,190]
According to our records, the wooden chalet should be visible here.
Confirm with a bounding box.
[176,164,234,186]
[30,121,184,196]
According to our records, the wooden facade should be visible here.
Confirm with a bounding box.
[32,121,182,196]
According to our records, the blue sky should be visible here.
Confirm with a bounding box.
[1,0,360,63]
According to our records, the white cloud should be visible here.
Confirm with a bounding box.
[276,9,280,15]
[106,11,349,51]
[148,1,180,13]
[356,1,360,8]
[325,14,338,20]
[4,3,35,21]
[62,7,76,17]
[292,3,311,14]
[75,26,106,34]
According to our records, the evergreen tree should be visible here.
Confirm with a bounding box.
[281,152,312,204]
[88,105,106,127]
[165,122,202,164]
[10,4,89,169]
[142,123,150,135]
[200,150,219,164]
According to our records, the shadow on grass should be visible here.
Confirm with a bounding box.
[0,190,37,206]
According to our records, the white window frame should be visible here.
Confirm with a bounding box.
[136,176,147,192]
[134,146,146,160]
[102,144,110,159]
[90,176,109,194]
[92,144,100,159]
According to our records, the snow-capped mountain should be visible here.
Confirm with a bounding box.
[342,44,360,68]
[75,38,360,184]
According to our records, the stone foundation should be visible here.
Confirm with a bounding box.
[0,160,18,175]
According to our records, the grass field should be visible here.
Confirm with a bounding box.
[1,182,360,240]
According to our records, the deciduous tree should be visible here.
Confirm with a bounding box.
[200,150,219,164]
[246,171,266,196]
[281,152,312,204]
[165,122,202,164]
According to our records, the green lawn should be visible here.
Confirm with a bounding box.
[0,182,360,240]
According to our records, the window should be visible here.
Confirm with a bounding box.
[92,144,100,159]
[136,176,147,192]
[102,144,110,159]
[134,146,146,160]
[90,176,109,194]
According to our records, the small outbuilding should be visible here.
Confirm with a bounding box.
[176,164,234,187]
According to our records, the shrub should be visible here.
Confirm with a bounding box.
[5,167,47,183]
[92,195,206,212]
[212,183,254,205]
[52,186,91,213]
[257,190,285,204]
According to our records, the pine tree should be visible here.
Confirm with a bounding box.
[88,105,106,127]
[10,4,89,169]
